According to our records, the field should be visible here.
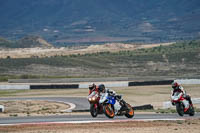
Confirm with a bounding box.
[0,40,200,81]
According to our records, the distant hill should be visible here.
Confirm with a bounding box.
[0,36,53,48]
[0,37,13,48]
[0,0,200,44]
[16,36,53,48]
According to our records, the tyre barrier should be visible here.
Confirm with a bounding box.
[27,79,200,89]
[30,84,79,89]
[0,105,4,113]
[133,104,154,110]
[1,79,200,90]
[128,80,174,86]
[72,104,154,112]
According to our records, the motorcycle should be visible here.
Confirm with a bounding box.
[87,91,103,117]
[171,92,195,116]
[99,92,134,118]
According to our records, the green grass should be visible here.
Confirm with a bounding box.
[155,108,177,114]
[0,74,94,82]
[194,107,200,112]
[9,114,18,117]
[0,90,29,96]
[176,120,184,124]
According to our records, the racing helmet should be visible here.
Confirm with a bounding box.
[172,82,179,90]
[89,83,96,90]
[98,84,105,92]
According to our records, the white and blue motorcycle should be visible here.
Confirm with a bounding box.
[99,92,134,118]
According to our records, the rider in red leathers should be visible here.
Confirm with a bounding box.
[171,82,193,106]
[89,83,99,95]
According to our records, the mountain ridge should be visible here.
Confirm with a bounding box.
[0,36,53,48]
[0,0,200,45]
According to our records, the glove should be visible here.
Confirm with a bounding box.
[115,95,122,99]
[108,91,115,96]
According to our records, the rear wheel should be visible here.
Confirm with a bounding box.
[90,104,98,117]
[176,103,184,116]
[103,104,115,118]
[125,103,134,118]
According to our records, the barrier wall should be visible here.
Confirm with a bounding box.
[1,79,200,90]
[128,80,173,86]
[175,79,200,84]
[30,84,79,89]
[79,82,129,89]
[0,85,30,90]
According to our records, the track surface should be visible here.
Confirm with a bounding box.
[1,113,200,125]
[0,97,200,125]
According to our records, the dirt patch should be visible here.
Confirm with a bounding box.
[0,119,200,133]
[0,100,70,117]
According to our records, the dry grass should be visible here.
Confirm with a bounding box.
[0,42,173,59]
[0,100,70,117]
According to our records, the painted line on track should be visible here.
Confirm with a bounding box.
[0,118,185,126]
[46,100,76,113]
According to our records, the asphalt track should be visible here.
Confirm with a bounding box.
[1,113,200,125]
[0,97,200,125]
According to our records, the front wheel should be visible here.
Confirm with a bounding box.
[176,103,184,116]
[125,103,134,118]
[90,104,98,117]
[103,104,115,118]
[189,105,195,116]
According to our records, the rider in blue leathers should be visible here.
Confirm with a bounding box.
[98,84,121,114]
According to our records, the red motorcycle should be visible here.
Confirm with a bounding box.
[171,92,195,116]
[87,91,103,117]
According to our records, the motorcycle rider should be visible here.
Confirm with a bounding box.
[98,84,116,95]
[171,82,193,106]
[88,83,98,95]
[88,83,103,117]
[98,84,122,114]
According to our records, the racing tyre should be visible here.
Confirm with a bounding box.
[90,104,98,117]
[103,104,115,118]
[189,106,195,116]
[125,103,134,118]
[176,103,184,116]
